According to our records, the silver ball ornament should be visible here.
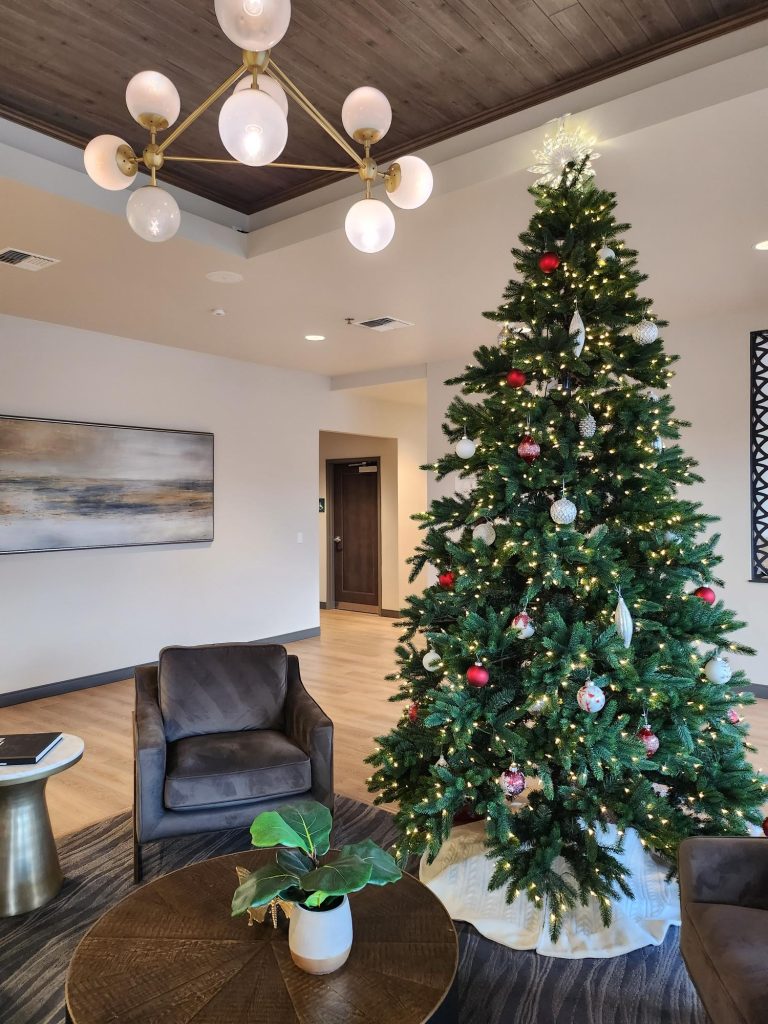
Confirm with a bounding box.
[632,319,659,345]
[597,244,616,263]
[550,497,577,525]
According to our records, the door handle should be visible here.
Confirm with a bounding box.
[333,536,342,549]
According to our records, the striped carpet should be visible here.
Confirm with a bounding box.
[0,796,706,1024]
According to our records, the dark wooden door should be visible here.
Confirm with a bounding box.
[332,461,379,610]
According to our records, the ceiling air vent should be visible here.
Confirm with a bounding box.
[354,316,414,333]
[0,248,60,272]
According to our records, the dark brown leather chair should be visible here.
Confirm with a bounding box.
[133,643,333,881]
[679,836,768,1023]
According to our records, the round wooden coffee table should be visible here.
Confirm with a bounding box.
[65,848,458,1024]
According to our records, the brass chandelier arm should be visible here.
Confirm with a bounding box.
[157,63,249,155]
[164,155,361,173]
[266,60,362,166]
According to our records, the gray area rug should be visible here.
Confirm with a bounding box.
[0,796,706,1024]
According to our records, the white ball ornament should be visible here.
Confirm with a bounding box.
[472,522,496,546]
[632,319,659,345]
[455,433,476,459]
[614,594,633,649]
[579,413,597,439]
[511,611,535,639]
[422,650,441,672]
[570,307,586,357]
[597,244,615,264]
[550,496,577,525]
[577,682,606,713]
[664,531,682,544]
[652,437,664,453]
[704,656,732,685]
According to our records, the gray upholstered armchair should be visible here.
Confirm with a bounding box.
[133,643,333,882]
[679,836,768,1024]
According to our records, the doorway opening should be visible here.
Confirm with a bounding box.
[325,457,381,613]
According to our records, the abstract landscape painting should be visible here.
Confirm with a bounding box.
[0,416,213,553]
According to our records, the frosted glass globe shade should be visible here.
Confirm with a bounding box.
[341,87,391,141]
[83,134,133,191]
[126,186,181,243]
[125,71,180,128]
[218,89,287,166]
[214,0,291,50]
[233,74,289,117]
[388,155,433,210]
[344,198,395,253]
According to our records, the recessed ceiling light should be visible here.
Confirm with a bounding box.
[206,270,243,283]
[754,241,768,251]
[211,308,227,316]
[305,334,326,341]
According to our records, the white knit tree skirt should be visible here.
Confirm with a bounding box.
[419,818,681,959]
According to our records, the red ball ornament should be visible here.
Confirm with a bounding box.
[762,817,768,838]
[407,701,419,723]
[506,369,527,388]
[517,434,541,465]
[538,251,561,273]
[637,726,660,757]
[693,586,716,605]
[437,570,456,590]
[500,767,526,797]
[727,708,741,725]
[466,661,490,688]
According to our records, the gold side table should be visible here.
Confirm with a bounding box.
[0,733,84,917]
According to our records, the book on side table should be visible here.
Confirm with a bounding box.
[0,733,63,765]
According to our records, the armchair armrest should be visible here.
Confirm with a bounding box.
[134,663,167,842]
[284,655,334,809]
[679,837,768,912]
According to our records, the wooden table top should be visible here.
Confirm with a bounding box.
[65,848,458,1024]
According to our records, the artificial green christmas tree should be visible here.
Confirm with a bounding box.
[366,126,767,938]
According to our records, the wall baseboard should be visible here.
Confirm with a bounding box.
[744,683,768,699]
[380,608,400,618]
[0,626,321,708]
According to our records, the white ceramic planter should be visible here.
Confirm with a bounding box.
[288,896,353,975]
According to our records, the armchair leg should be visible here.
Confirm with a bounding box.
[133,834,143,884]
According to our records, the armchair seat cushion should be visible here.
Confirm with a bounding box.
[682,902,768,1024]
[164,730,311,811]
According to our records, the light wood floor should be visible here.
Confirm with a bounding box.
[3,609,767,838]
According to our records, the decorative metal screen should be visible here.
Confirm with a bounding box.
[750,329,768,580]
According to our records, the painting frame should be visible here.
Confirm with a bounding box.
[0,413,214,555]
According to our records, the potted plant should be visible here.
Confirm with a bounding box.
[232,799,401,974]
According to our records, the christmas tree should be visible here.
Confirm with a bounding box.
[366,124,767,939]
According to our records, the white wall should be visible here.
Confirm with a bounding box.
[0,315,426,695]
[425,314,768,684]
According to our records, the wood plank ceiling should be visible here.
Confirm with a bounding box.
[2,0,767,214]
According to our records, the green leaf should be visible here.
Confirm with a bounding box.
[276,848,313,875]
[249,800,332,856]
[231,864,300,915]
[301,853,372,900]
[340,839,402,886]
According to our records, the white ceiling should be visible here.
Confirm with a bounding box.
[0,35,766,378]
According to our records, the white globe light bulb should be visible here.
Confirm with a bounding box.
[344,198,395,254]
[388,155,433,210]
[126,186,181,243]
[125,71,181,129]
[341,87,392,142]
[214,0,291,50]
[83,134,134,191]
[218,89,288,166]
[234,74,289,117]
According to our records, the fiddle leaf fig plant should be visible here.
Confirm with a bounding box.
[232,799,402,917]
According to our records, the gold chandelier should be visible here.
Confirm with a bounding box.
[83,0,433,252]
